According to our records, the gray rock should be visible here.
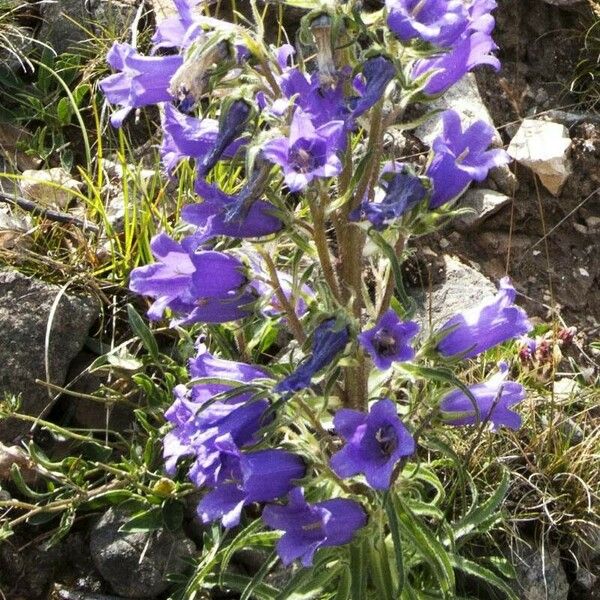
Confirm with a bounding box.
[39,0,140,55]
[512,545,569,600]
[90,508,196,599]
[0,270,99,442]
[541,0,587,5]
[411,255,497,330]
[456,189,512,230]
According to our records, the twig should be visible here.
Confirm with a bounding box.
[0,191,100,233]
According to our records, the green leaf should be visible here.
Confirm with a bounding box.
[449,554,518,600]
[127,304,159,360]
[350,538,367,600]
[215,573,279,600]
[394,496,455,593]
[334,565,352,600]
[240,551,279,600]
[56,97,72,126]
[120,507,163,533]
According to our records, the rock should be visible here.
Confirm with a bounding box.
[541,0,587,5]
[90,508,196,598]
[39,0,141,55]
[0,122,41,171]
[507,119,572,195]
[512,545,569,600]
[552,377,582,400]
[411,255,497,330]
[19,168,82,209]
[0,270,99,442]
[456,189,511,230]
[415,74,501,146]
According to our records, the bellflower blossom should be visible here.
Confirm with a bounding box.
[358,310,419,370]
[262,109,344,192]
[160,104,244,175]
[262,488,367,567]
[276,319,350,393]
[129,233,254,324]
[386,0,468,46]
[182,180,283,240]
[163,348,272,484]
[350,55,397,118]
[411,0,500,95]
[197,438,305,527]
[437,277,532,359]
[197,99,252,177]
[426,110,510,207]
[99,42,182,127]
[151,0,203,51]
[351,162,428,229]
[440,363,525,430]
[330,399,415,489]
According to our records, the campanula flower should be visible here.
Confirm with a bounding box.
[262,109,344,192]
[351,162,428,229]
[276,318,350,393]
[197,438,305,527]
[262,488,367,567]
[440,363,525,430]
[129,233,253,324]
[182,179,283,240]
[386,0,468,46]
[151,0,203,51]
[426,110,510,207]
[99,42,182,127]
[350,55,397,118]
[330,399,415,490]
[412,30,500,95]
[197,99,252,176]
[436,277,532,359]
[358,310,419,370]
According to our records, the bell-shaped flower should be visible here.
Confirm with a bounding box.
[351,162,428,229]
[386,0,469,46]
[163,347,272,484]
[412,29,500,96]
[129,232,253,325]
[358,310,419,370]
[182,178,282,240]
[197,439,306,528]
[350,55,397,118]
[262,109,344,192]
[275,318,349,393]
[330,399,415,490]
[262,488,366,567]
[99,42,182,127]
[436,277,532,359]
[151,0,203,51]
[426,110,510,207]
[440,363,525,430]
[197,99,252,177]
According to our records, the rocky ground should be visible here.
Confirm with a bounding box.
[0,0,599,599]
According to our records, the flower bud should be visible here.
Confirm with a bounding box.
[310,14,337,86]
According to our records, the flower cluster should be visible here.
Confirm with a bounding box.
[100,0,531,572]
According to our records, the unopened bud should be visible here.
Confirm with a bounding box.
[310,14,337,86]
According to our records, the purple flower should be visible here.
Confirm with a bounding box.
[276,318,349,393]
[262,109,344,192]
[197,439,305,527]
[160,104,246,174]
[350,55,397,118]
[426,110,510,207]
[386,0,468,46]
[330,399,415,490]
[129,233,253,325]
[182,179,283,240]
[440,363,525,430]
[163,347,272,484]
[262,488,366,567]
[412,30,500,95]
[151,0,203,51]
[437,277,532,359]
[351,162,428,229]
[99,42,181,127]
[358,310,419,370]
[197,99,252,177]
